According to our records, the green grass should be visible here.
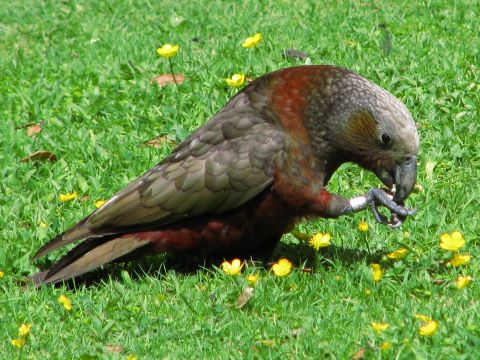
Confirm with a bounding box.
[1,0,479,358]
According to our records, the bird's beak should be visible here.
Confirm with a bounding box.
[375,156,417,203]
[392,156,417,203]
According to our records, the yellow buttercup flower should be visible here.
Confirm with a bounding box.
[221,259,244,275]
[440,231,465,251]
[58,294,73,310]
[0,270,4,278]
[415,314,439,336]
[448,253,471,267]
[18,324,32,337]
[309,232,331,250]
[455,275,472,289]
[371,322,390,333]
[11,338,25,348]
[246,274,259,285]
[272,258,292,277]
[126,356,138,360]
[242,33,262,48]
[59,192,77,202]
[386,248,408,260]
[95,199,106,208]
[418,320,439,336]
[380,341,392,351]
[358,221,369,232]
[371,263,383,282]
[156,44,179,58]
[225,73,245,87]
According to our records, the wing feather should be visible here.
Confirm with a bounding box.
[35,90,284,259]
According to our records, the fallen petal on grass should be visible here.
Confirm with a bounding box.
[27,123,42,137]
[151,73,185,86]
[236,286,254,308]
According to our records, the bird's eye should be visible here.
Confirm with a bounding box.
[381,133,393,147]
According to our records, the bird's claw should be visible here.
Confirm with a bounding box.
[365,188,416,227]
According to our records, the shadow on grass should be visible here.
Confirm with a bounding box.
[30,242,387,290]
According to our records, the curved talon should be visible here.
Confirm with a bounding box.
[387,213,405,228]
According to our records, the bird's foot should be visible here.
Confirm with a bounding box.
[348,188,416,227]
[365,188,416,227]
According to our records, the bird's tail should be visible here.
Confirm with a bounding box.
[28,235,151,287]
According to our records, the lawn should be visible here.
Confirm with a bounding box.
[1,0,479,358]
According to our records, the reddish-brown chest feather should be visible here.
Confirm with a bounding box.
[268,68,333,208]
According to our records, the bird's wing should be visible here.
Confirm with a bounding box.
[34,91,284,259]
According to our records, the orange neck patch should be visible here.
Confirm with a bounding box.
[269,68,318,141]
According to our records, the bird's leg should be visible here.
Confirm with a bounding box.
[349,188,416,227]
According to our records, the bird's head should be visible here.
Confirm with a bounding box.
[305,67,419,204]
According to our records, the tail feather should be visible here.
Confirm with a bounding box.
[29,236,150,286]
[33,220,95,260]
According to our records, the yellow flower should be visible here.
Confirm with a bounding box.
[58,294,73,310]
[40,222,48,228]
[11,338,25,348]
[380,341,392,351]
[418,320,439,336]
[18,324,32,337]
[455,275,472,289]
[358,221,369,232]
[95,199,106,208]
[448,253,471,267]
[126,356,138,360]
[309,232,331,250]
[371,263,383,282]
[0,270,4,278]
[246,274,259,285]
[59,192,77,202]
[225,73,246,87]
[156,44,179,58]
[386,248,408,260]
[371,322,390,333]
[415,314,439,336]
[221,259,244,275]
[272,258,292,277]
[242,33,262,48]
[440,231,465,251]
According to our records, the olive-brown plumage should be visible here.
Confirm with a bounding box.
[30,65,419,286]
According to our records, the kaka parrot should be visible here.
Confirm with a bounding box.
[30,65,419,286]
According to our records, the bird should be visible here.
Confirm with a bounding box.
[29,65,419,286]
